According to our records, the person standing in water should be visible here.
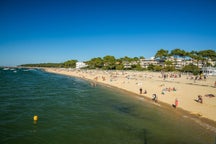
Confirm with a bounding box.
[175,98,178,108]
[152,94,158,103]
[139,88,143,94]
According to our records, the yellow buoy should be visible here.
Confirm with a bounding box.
[33,115,38,121]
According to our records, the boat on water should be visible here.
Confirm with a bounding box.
[3,67,10,70]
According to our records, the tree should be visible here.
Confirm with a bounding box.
[131,63,143,71]
[139,56,145,59]
[116,64,124,70]
[180,50,187,66]
[155,49,169,60]
[181,63,200,75]
[63,60,77,68]
[20,63,63,68]
[198,50,216,67]
[199,50,216,60]
[103,55,116,70]
[164,60,173,66]
[189,51,203,68]
[154,65,163,71]
[133,57,139,62]
[164,66,175,71]
[120,56,133,62]
[154,49,169,69]
[147,64,155,71]
[147,64,162,71]
[86,57,103,69]
[170,48,187,68]
[161,60,175,71]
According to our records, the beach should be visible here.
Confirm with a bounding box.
[44,68,216,123]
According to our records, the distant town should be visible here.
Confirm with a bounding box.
[20,49,216,75]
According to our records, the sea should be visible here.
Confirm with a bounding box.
[0,67,215,144]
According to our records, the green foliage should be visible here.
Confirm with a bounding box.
[188,49,216,67]
[131,63,143,71]
[154,65,163,71]
[139,56,145,59]
[164,60,173,66]
[63,60,77,68]
[181,64,200,75]
[170,48,186,58]
[164,66,175,71]
[155,49,169,60]
[20,63,63,68]
[147,64,163,71]
[20,60,78,68]
[120,56,133,62]
[147,64,155,71]
[198,50,216,60]
[103,55,116,70]
[116,64,124,70]
[86,57,103,69]
[189,50,203,67]
[198,50,216,66]
[133,57,139,62]
[164,60,175,71]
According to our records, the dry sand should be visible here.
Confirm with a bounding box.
[44,68,216,123]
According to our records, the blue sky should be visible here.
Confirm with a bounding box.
[0,0,216,66]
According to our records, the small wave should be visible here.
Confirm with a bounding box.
[186,116,216,133]
[193,119,216,133]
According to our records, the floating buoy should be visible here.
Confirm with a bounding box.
[33,115,38,121]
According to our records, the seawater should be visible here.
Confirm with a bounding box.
[0,68,215,144]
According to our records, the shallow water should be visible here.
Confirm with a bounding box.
[0,68,215,144]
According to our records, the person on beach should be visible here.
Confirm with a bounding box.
[175,98,178,108]
[214,81,216,88]
[91,82,96,87]
[203,75,206,80]
[152,94,158,102]
[163,74,166,80]
[172,98,178,108]
[139,88,143,94]
[143,90,147,94]
[197,95,203,103]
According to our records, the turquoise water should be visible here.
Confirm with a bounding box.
[0,68,215,144]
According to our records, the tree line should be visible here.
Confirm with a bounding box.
[153,49,216,74]
[20,49,216,74]
[20,60,78,68]
[155,49,216,65]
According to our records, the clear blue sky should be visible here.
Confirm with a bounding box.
[0,0,216,66]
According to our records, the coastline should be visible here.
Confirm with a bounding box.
[43,68,216,130]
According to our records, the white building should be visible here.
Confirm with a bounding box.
[76,62,87,69]
[202,67,216,76]
[140,58,158,68]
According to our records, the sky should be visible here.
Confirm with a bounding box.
[0,0,216,66]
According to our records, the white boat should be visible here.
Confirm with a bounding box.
[3,68,9,70]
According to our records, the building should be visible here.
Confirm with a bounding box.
[140,57,158,68]
[202,67,216,76]
[123,62,132,69]
[76,62,87,69]
[207,59,216,67]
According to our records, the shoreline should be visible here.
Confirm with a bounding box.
[42,68,216,132]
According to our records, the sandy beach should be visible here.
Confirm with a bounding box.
[44,68,216,123]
